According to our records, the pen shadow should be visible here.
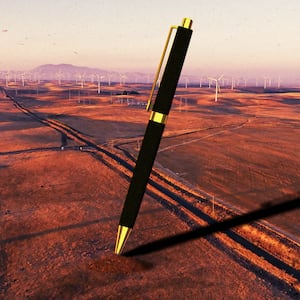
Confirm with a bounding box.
[124,196,300,257]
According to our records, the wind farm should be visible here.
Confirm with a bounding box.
[1,64,300,298]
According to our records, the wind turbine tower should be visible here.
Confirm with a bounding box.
[268,78,272,88]
[231,77,235,90]
[108,74,113,86]
[21,73,25,87]
[5,72,9,87]
[263,76,269,89]
[184,77,189,88]
[96,74,104,94]
[119,74,124,86]
[57,71,63,86]
[277,76,281,89]
[208,78,211,88]
[78,73,85,88]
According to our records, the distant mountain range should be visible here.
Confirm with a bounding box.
[32,64,108,76]
[30,64,151,83]
[0,63,194,85]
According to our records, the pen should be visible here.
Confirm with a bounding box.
[115,18,193,255]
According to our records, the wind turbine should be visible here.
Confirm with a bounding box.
[263,76,269,89]
[21,72,25,87]
[5,71,9,87]
[277,76,281,89]
[231,77,235,90]
[268,78,272,87]
[119,74,126,86]
[184,77,189,88]
[56,70,63,86]
[208,74,224,102]
[96,74,104,94]
[78,73,85,88]
[107,74,113,86]
[199,77,202,88]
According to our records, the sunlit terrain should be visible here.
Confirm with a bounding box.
[1,79,299,298]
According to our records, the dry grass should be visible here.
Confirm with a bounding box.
[1,82,299,299]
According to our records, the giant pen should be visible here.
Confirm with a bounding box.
[115,18,193,255]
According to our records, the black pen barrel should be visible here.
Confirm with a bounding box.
[153,26,192,114]
[119,121,165,228]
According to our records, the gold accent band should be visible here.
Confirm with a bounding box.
[182,18,193,29]
[149,111,168,124]
[146,25,178,112]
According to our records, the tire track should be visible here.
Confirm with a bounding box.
[3,89,300,296]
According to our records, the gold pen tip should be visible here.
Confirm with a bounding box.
[115,225,132,255]
[182,18,193,29]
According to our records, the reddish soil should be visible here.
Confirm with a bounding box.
[0,82,299,299]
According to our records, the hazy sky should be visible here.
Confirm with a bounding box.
[1,0,300,79]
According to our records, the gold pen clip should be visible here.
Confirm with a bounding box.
[146,18,193,112]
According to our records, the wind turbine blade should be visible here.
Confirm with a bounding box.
[208,77,217,81]
[218,74,224,80]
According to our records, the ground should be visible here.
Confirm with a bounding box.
[0,82,299,299]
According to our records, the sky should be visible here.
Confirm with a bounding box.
[1,0,300,81]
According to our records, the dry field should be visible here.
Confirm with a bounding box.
[0,81,299,299]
